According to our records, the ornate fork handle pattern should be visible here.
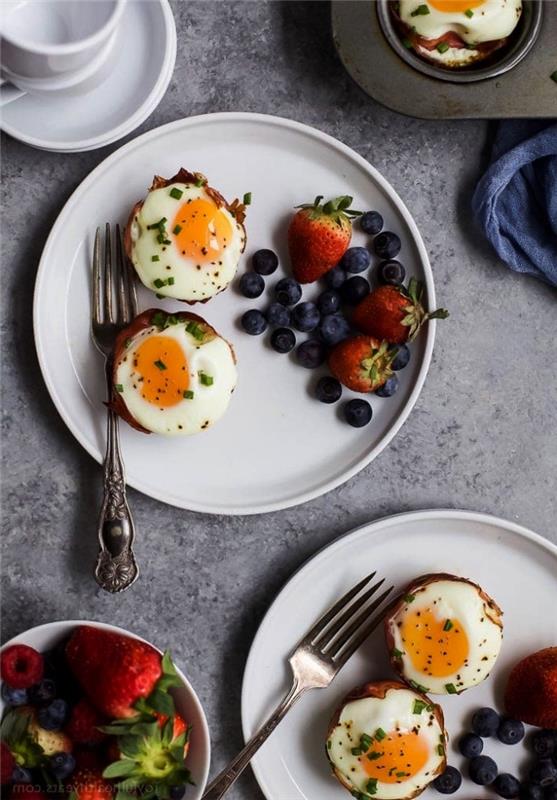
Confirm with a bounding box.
[94,371,138,593]
[202,680,306,799]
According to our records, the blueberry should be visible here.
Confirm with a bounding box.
[275,277,302,306]
[374,231,401,259]
[433,766,462,794]
[316,376,342,404]
[319,314,351,346]
[340,276,370,306]
[12,766,33,783]
[532,730,556,758]
[378,259,406,286]
[252,249,278,275]
[459,732,483,758]
[391,344,410,371]
[296,340,326,369]
[498,718,525,745]
[360,210,384,235]
[344,399,372,427]
[375,374,399,398]
[520,784,545,800]
[325,266,347,289]
[469,755,498,785]
[317,290,340,316]
[38,698,68,731]
[472,707,500,737]
[266,302,292,327]
[1,683,28,706]
[29,679,57,705]
[292,302,320,333]
[239,272,264,299]
[270,327,296,354]
[169,786,187,800]
[494,774,521,799]
[241,309,267,335]
[530,760,557,787]
[50,752,76,781]
[339,246,371,274]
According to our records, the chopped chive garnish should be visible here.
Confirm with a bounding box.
[402,38,413,48]
[413,699,427,714]
[445,683,457,694]
[152,311,166,328]
[151,255,160,262]
[168,277,175,285]
[374,728,386,741]
[183,390,194,399]
[551,70,557,83]
[367,751,381,761]
[243,191,252,205]
[437,744,445,756]
[351,747,362,756]
[327,740,332,750]
[392,647,404,659]
[443,619,453,631]
[163,238,171,245]
[156,293,164,299]
[366,778,378,795]
[403,593,415,603]
[199,371,214,386]
[194,177,204,187]
[156,233,166,244]
[124,338,132,348]
[464,7,473,16]
[167,314,178,326]
[154,360,167,370]
[170,187,183,200]
[411,3,430,15]
[186,321,205,341]
[436,41,450,53]
[114,384,124,393]
[360,733,372,750]
[173,224,182,235]
[147,217,167,230]
[410,680,430,692]
[153,278,165,288]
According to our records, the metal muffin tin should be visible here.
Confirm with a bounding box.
[332,0,557,119]
[377,0,542,83]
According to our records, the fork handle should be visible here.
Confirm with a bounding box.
[94,367,139,593]
[202,680,306,799]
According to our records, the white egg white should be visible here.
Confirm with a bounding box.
[129,182,246,302]
[387,578,503,694]
[328,687,445,800]
[399,0,522,46]
[114,321,237,435]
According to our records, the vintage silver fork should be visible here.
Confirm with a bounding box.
[91,224,139,593]
[202,572,394,799]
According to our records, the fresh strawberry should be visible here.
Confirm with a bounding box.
[69,768,113,800]
[65,626,163,719]
[1,741,15,784]
[352,278,449,344]
[74,748,105,774]
[1,645,44,690]
[288,195,361,283]
[329,336,395,393]
[66,700,107,746]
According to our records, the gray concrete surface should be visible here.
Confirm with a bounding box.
[1,2,556,799]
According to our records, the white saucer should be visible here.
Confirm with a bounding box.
[0,0,176,152]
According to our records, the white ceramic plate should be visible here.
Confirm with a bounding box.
[34,112,436,514]
[0,0,176,152]
[242,510,557,799]
[0,620,210,798]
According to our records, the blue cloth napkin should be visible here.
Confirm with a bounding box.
[472,121,557,288]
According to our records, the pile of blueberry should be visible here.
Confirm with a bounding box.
[238,212,411,427]
[433,707,557,799]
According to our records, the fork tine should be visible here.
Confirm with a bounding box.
[114,224,129,325]
[116,224,137,320]
[104,223,113,324]
[316,577,386,649]
[298,572,376,649]
[93,227,102,325]
[330,585,394,664]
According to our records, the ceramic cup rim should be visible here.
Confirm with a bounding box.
[0,0,126,57]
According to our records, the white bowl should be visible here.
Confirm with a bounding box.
[0,620,210,799]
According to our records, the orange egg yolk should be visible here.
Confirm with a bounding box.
[133,335,189,407]
[172,197,232,264]
[428,0,486,12]
[362,732,430,782]
[401,609,469,677]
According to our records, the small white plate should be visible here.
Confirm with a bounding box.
[34,112,436,514]
[242,510,557,799]
[0,620,210,798]
[0,0,176,152]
